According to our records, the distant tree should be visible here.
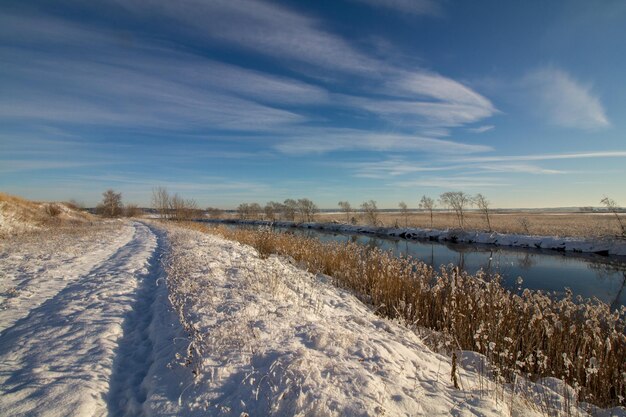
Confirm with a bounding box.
[361,200,380,226]
[283,199,298,221]
[601,196,626,236]
[264,201,284,221]
[419,195,435,228]
[206,207,223,219]
[398,201,409,227]
[124,204,143,218]
[473,193,492,232]
[97,189,123,218]
[338,201,353,223]
[439,191,471,229]
[170,193,199,221]
[264,202,276,221]
[297,198,318,222]
[237,203,250,220]
[249,202,262,220]
[152,186,170,219]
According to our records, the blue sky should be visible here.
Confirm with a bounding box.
[1,0,625,208]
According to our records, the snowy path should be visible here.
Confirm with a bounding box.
[0,222,177,417]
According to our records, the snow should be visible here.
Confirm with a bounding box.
[208,219,626,257]
[1,219,623,416]
[156,225,623,417]
[0,222,164,416]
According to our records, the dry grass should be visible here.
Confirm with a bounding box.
[0,192,96,238]
[316,211,626,238]
[184,222,626,409]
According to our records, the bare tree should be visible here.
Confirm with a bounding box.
[206,207,223,219]
[419,195,435,228]
[398,201,409,227]
[473,193,492,232]
[152,186,170,219]
[124,204,143,217]
[439,191,471,229]
[249,203,262,220]
[264,201,284,221]
[338,201,352,223]
[297,198,318,222]
[237,203,250,220]
[170,193,199,221]
[361,200,380,226]
[601,196,626,236]
[283,199,298,221]
[97,189,123,218]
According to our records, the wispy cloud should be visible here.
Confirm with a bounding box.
[349,0,443,16]
[393,176,509,188]
[453,151,626,163]
[346,158,565,179]
[523,67,610,129]
[111,0,495,130]
[468,125,494,133]
[273,129,493,154]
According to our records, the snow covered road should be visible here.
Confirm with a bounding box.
[0,222,178,417]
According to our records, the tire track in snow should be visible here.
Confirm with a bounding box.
[107,224,168,417]
[0,222,158,417]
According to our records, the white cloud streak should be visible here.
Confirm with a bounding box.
[274,130,493,154]
[453,151,626,163]
[349,0,442,16]
[523,67,610,129]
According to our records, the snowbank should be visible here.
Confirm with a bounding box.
[206,219,626,257]
[159,225,622,416]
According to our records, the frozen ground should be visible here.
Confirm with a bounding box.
[0,220,623,416]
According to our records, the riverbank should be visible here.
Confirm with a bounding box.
[200,219,626,257]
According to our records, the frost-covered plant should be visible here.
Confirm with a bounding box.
[191,223,626,409]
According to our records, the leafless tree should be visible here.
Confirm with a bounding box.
[361,200,380,226]
[473,193,492,232]
[152,186,170,219]
[170,194,199,221]
[249,203,262,220]
[419,195,435,228]
[338,201,352,223]
[97,189,123,218]
[297,198,318,222]
[439,191,471,229]
[237,203,250,220]
[283,199,298,221]
[124,204,143,217]
[398,201,409,227]
[206,207,223,219]
[601,196,626,236]
[264,201,284,221]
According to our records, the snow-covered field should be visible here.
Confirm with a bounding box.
[1,220,623,416]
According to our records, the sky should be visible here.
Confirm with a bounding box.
[1,0,625,209]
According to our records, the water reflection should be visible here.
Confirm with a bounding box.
[228,224,626,306]
[314,230,624,306]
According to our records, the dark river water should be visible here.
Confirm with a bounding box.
[218,223,626,308]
